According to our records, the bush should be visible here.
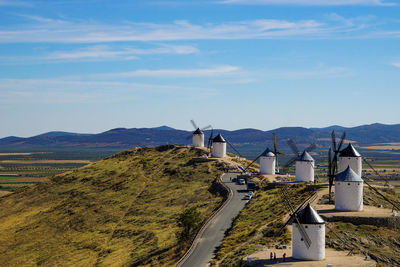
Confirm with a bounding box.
[177,207,202,242]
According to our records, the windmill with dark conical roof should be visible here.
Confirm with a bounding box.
[291,203,325,260]
[212,134,226,158]
[187,120,212,148]
[284,139,317,182]
[338,143,362,176]
[243,133,285,174]
[279,186,326,261]
[335,166,364,211]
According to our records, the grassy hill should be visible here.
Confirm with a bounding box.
[0,145,229,266]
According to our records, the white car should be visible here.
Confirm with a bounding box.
[238,179,246,185]
[244,194,253,200]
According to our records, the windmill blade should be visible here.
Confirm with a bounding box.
[201,125,212,131]
[245,153,263,171]
[363,179,400,211]
[190,119,198,130]
[277,151,286,156]
[226,139,243,158]
[337,131,346,152]
[328,148,332,176]
[294,217,312,248]
[363,158,391,185]
[278,187,312,248]
[273,133,278,153]
[207,129,214,150]
[284,156,297,168]
[305,143,317,152]
[287,139,300,155]
[331,131,337,152]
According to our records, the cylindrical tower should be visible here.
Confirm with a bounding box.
[192,128,204,147]
[212,134,226,158]
[335,166,363,211]
[338,143,362,176]
[292,203,325,261]
[295,151,314,182]
[259,148,275,175]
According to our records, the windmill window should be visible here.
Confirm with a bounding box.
[301,238,304,241]
[305,226,308,228]
[319,225,321,228]
[348,183,351,186]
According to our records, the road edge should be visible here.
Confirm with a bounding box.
[175,173,234,267]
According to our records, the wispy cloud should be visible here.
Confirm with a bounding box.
[0,78,218,103]
[97,65,240,78]
[391,62,400,68]
[46,44,199,61]
[1,14,384,44]
[218,0,396,6]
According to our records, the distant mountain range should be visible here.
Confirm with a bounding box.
[1,123,400,151]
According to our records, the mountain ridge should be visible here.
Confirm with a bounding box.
[1,123,400,150]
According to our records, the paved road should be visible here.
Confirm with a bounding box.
[178,173,249,267]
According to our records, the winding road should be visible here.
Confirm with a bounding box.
[178,173,249,267]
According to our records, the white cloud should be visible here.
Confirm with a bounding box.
[218,0,396,6]
[0,16,359,43]
[47,44,199,61]
[391,62,400,68]
[98,65,240,78]
[0,78,219,104]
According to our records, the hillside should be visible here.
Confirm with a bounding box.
[2,123,400,152]
[0,145,230,266]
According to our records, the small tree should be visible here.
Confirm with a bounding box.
[177,207,202,242]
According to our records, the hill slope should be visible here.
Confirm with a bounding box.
[0,145,229,266]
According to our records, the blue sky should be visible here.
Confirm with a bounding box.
[1,0,400,137]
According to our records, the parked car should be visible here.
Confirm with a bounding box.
[247,181,256,191]
[238,178,246,185]
[244,193,253,200]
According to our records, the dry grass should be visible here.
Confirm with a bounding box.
[0,160,92,164]
[0,145,228,266]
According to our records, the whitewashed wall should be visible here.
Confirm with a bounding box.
[295,161,314,182]
[335,181,363,211]
[260,156,275,174]
[192,133,204,147]
[292,223,325,261]
[212,142,226,158]
[338,157,362,176]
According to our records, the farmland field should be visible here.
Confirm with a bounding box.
[0,149,120,195]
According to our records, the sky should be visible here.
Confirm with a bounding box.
[1,0,400,137]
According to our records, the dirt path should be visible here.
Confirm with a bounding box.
[311,184,394,218]
[244,246,376,267]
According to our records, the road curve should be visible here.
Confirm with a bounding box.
[178,173,249,267]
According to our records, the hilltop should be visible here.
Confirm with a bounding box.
[0,145,231,266]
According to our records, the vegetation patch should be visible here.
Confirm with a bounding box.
[326,222,400,266]
[0,145,227,266]
[212,182,316,266]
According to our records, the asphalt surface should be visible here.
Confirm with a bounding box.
[179,173,250,267]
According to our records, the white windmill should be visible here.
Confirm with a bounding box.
[244,133,285,174]
[187,120,212,148]
[285,140,317,182]
[279,188,325,261]
[338,143,362,176]
[212,134,226,158]
[292,203,326,261]
[335,166,364,211]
